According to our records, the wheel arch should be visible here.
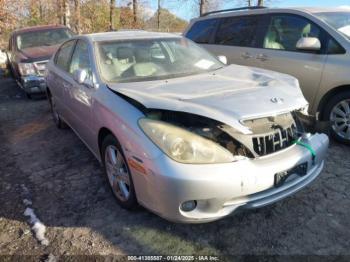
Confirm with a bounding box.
[317,85,350,120]
[98,127,115,158]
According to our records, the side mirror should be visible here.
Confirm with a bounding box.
[217,55,227,65]
[73,69,88,85]
[296,37,321,51]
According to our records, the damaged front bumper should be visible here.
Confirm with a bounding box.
[18,75,47,94]
[134,133,328,223]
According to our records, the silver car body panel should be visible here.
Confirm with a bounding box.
[46,32,329,223]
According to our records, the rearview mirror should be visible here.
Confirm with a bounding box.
[217,55,227,65]
[296,37,321,51]
[73,69,88,85]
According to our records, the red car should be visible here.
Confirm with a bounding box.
[6,25,74,98]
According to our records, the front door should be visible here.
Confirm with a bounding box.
[254,14,327,107]
[66,40,95,148]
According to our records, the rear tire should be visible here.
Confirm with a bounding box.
[323,91,350,145]
[48,93,67,129]
[102,135,137,210]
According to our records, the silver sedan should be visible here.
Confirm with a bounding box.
[45,31,328,223]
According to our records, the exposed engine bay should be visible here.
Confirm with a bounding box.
[145,109,315,158]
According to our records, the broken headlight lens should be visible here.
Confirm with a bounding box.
[139,118,235,164]
[18,62,36,76]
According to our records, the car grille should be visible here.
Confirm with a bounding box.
[243,112,302,157]
[252,124,298,156]
[34,60,49,76]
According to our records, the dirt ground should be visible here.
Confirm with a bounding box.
[0,75,350,260]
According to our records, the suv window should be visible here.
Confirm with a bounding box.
[69,40,92,80]
[214,16,261,47]
[186,19,218,44]
[327,38,346,55]
[55,40,76,72]
[264,14,321,51]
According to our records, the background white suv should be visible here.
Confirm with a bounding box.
[184,7,350,144]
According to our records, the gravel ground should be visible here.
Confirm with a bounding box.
[0,76,350,260]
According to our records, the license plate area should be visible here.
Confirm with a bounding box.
[274,162,308,188]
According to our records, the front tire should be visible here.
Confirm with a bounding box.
[102,135,137,209]
[48,93,67,129]
[323,91,350,144]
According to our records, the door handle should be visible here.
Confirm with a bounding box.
[256,54,269,61]
[241,52,253,59]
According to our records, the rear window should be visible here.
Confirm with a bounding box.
[186,19,218,44]
[214,16,261,47]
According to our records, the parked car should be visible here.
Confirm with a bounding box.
[6,25,74,98]
[0,50,7,65]
[45,31,328,223]
[184,6,350,144]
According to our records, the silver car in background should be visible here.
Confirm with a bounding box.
[45,31,328,223]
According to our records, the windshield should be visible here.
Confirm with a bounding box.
[16,28,73,50]
[315,12,350,39]
[96,37,223,82]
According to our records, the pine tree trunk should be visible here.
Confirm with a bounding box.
[199,0,204,16]
[110,0,115,31]
[74,0,80,33]
[157,0,160,30]
[133,0,137,24]
[57,0,63,24]
[257,0,264,6]
[63,0,70,28]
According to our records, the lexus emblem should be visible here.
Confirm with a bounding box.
[270,97,284,104]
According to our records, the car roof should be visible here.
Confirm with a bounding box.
[193,6,350,21]
[13,25,69,35]
[84,30,182,42]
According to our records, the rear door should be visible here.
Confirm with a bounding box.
[256,13,327,106]
[50,39,76,124]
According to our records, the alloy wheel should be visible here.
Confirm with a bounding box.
[330,99,350,140]
[104,145,131,202]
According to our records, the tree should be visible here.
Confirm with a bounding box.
[199,0,206,16]
[180,0,223,17]
[157,0,160,30]
[257,0,264,6]
[74,0,81,33]
[132,0,137,24]
[145,7,188,32]
[110,0,115,30]
[63,0,70,28]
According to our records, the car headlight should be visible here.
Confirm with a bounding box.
[18,63,36,76]
[139,118,235,164]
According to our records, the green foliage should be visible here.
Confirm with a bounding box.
[145,8,188,32]
[80,0,111,33]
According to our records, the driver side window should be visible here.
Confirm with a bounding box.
[264,15,321,52]
[69,40,92,80]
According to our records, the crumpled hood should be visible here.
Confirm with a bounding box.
[108,64,308,134]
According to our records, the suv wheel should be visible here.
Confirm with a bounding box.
[324,91,350,144]
[102,135,137,209]
[48,94,67,129]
